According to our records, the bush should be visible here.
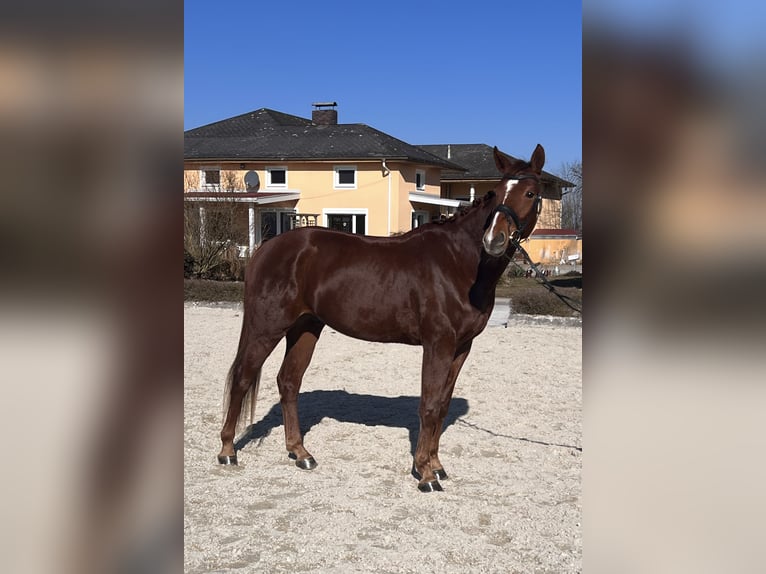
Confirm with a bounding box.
[506,265,528,278]
[510,284,582,317]
[184,279,244,302]
[183,243,248,281]
[203,245,247,281]
[184,250,195,278]
[184,201,249,281]
[548,274,582,289]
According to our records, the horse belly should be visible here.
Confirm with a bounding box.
[311,277,421,345]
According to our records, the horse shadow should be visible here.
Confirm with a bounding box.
[234,390,469,457]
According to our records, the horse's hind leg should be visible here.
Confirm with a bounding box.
[218,334,281,464]
[278,315,324,470]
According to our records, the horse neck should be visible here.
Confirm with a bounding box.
[458,193,513,311]
[469,246,512,309]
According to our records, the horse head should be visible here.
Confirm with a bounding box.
[482,144,545,257]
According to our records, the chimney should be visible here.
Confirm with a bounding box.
[312,101,338,125]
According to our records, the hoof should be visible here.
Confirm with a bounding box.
[290,454,317,470]
[433,468,449,480]
[295,457,317,470]
[412,466,448,481]
[418,480,444,493]
[217,454,238,465]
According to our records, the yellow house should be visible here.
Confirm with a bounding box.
[417,144,578,266]
[526,228,583,266]
[417,144,575,230]
[184,104,468,254]
[184,104,577,261]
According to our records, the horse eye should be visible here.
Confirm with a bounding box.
[526,191,535,198]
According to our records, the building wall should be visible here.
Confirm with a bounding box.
[443,180,560,229]
[184,170,199,190]
[295,162,389,235]
[445,181,495,201]
[525,236,582,265]
[184,167,245,191]
[538,200,561,229]
[184,160,444,237]
[389,163,442,233]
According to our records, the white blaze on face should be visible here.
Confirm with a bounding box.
[483,179,519,250]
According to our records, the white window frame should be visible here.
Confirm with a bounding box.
[200,166,221,191]
[333,165,357,189]
[415,169,426,191]
[322,208,368,234]
[257,208,296,243]
[265,166,288,189]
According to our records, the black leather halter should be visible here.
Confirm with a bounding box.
[494,203,523,230]
[492,174,542,236]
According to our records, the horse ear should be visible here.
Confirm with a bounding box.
[530,144,545,173]
[493,146,514,175]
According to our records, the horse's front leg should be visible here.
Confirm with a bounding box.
[428,340,473,481]
[414,337,457,492]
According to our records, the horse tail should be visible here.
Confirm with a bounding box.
[221,355,262,436]
[240,366,261,434]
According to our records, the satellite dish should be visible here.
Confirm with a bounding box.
[244,170,260,192]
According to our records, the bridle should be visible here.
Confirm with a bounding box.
[488,172,582,316]
[493,173,581,315]
[492,173,542,239]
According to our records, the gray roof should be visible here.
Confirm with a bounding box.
[185,108,465,170]
[418,143,575,188]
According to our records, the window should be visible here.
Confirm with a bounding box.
[259,209,296,241]
[266,167,287,189]
[200,168,220,189]
[261,211,277,240]
[412,211,429,229]
[334,165,357,189]
[415,169,426,191]
[280,211,294,234]
[324,208,367,235]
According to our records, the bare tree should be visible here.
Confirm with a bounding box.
[220,170,240,193]
[558,160,582,232]
[184,170,199,191]
[184,170,248,279]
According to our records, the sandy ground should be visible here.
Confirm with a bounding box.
[184,303,581,573]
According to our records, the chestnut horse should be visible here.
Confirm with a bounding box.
[218,144,545,491]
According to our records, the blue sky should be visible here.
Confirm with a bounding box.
[585,0,766,68]
[185,1,582,172]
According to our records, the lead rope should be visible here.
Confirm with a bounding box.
[505,239,583,315]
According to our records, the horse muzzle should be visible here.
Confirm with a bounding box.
[482,227,509,257]
[483,206,522,257]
